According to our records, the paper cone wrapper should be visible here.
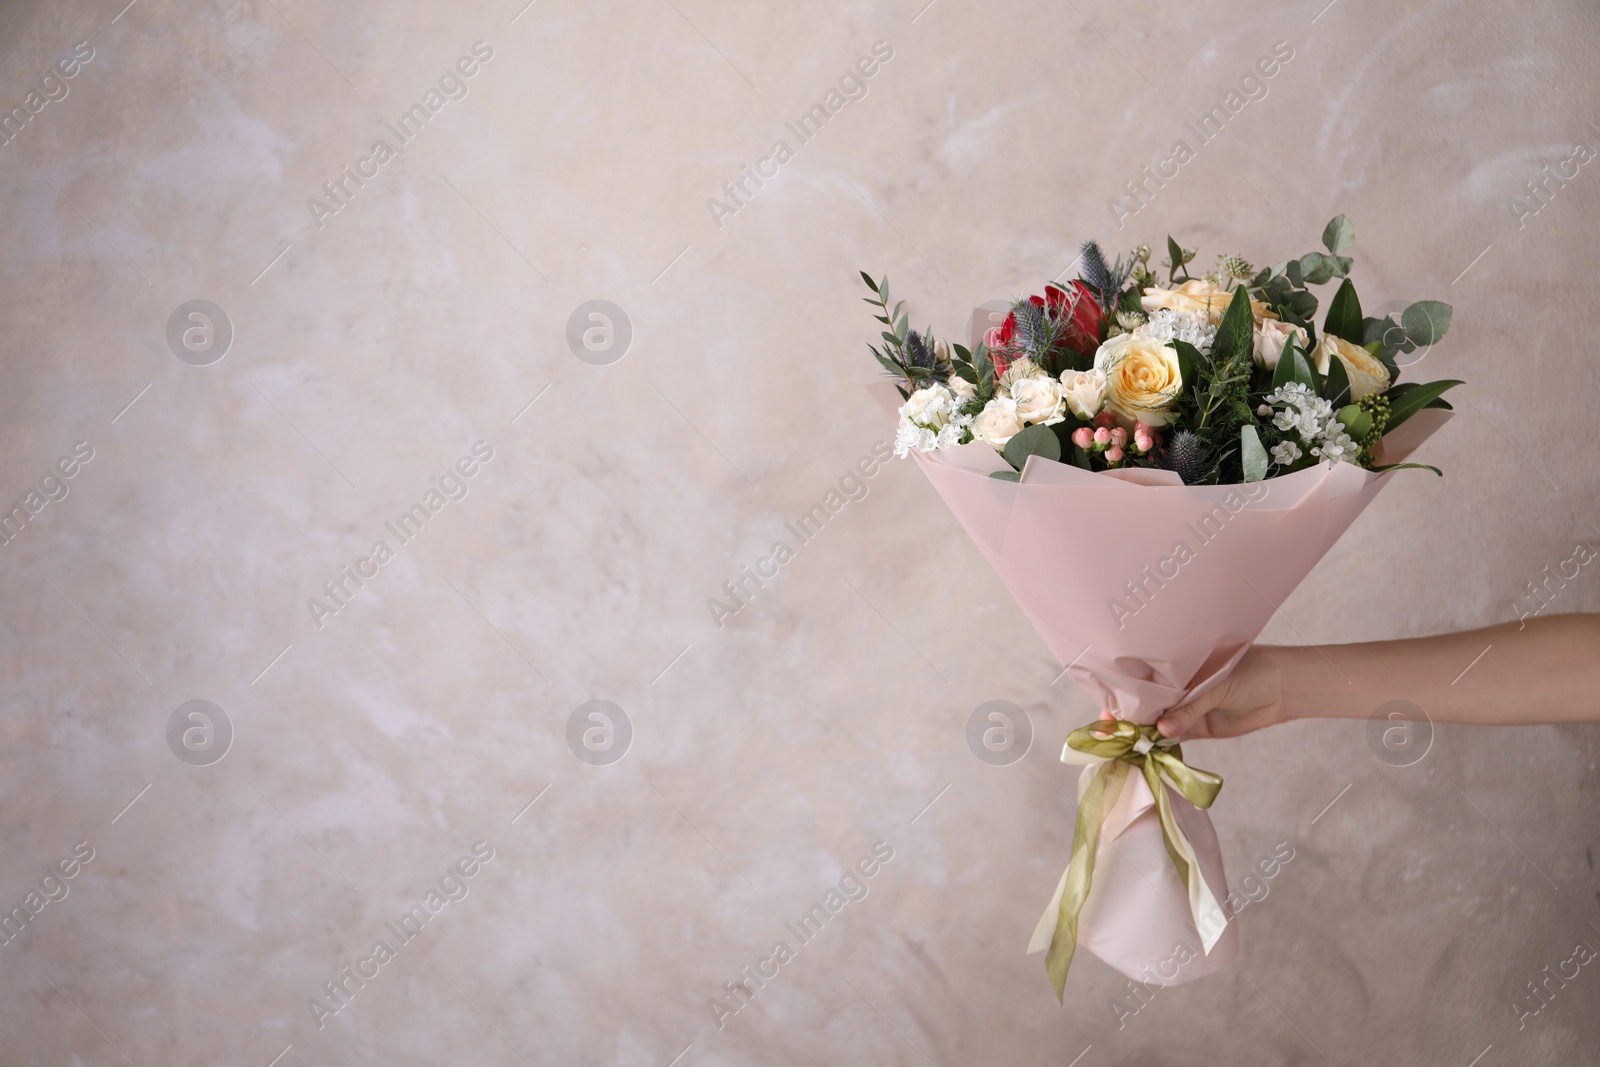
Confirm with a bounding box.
[870,367,1452,985]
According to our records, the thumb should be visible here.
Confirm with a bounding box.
[1158,687,1223,738]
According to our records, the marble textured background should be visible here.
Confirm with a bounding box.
[1,0,1597,1063]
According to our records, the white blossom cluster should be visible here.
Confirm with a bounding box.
[894,384,976,457]
[1133,308,1216,355]
[1257,381,1359,467]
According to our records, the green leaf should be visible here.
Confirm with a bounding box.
[1167,236,1185,283]
[989,470,1022,482]
[1271,336,1315,390]
[1286,289,1319,321]
[1323,349,1351,406]
[1322,214,1354,254]
[1241,425,1268,482]
[1285,258,1304,288]
[1212,285,1254,370]
[1298,252,1334,285]
[1328,255,1353,277]
[1335,403,1372,440]
[1402,301,1452,346]
[1384,379,1465,433]
[1070,443,1092,470]
[1002,424,1062,470]
[860,271,879,293]
[1370,462,1443,477]
[894,313,909,341]
[974,341,996,399]
[1323,277,1363,343]
[1172,337,1202,381]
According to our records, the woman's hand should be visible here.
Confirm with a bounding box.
[1154,646,1289,740]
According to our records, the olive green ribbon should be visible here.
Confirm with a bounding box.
[1027,718,1225,1001]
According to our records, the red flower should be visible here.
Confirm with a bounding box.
[988,280,1104,376]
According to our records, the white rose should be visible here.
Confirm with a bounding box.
[1253,318,1309,371]
[972,396,1025,449]
[997,356,1046,393]
[947,373,976,400]
[1058,367,1107,420]
[1312,334,1390,400]
[1010,376,1067,426]
[898,384,955,428]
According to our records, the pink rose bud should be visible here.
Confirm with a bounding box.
[1105,446,1124,464]
[1134,432,1153,453]
[1072,427,1094,449]
[1093,427,1111,446]
[1094,412,1117,429]
[1110,427,1128,447]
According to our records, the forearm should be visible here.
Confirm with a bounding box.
[1268,613,1600,726]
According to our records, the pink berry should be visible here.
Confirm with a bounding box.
[1072,427,1094,449]
[1093,427,1111,446]
[1094,412,1117,429]
[1135,432,1153,453]
[1106,446,1124,464]
[1134,421,1152,435]
[1110,427,1128,447]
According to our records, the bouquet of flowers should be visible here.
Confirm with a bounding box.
[862,217,1459,1000]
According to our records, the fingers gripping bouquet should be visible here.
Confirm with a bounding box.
[861,217,1459,999]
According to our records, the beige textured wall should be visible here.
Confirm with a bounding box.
[1,0,1597,1063]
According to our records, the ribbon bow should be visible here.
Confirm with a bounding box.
[1027,718,1226,1001]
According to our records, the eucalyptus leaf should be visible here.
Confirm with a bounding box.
[1298,253,1334,285]
[1167,236,1185,283]
[1322,214,1354,254]
[989,470,1022,482]
[1002,424,1063,469]
[1285,258,1304,288]
[860,271,879,292]
[1402,301,1452,346]
[1286,289,1319,320]
[1241,425,1268,483]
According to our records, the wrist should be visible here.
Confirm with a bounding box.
[1257,644,1309,724]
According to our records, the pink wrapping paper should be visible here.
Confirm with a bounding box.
[869,358,1452,986]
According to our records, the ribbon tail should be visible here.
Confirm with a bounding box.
[1145,761,1229,956]
[1034,760,1129,1001]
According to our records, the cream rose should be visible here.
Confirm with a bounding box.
[1010,376,1067,426]
[1058,367,1107,420]
[1143,279,1274,325]
[972,396,1025,448]
[1253,318,1309,370]
[1093,334,1183,427]
[1313,333,1390,400]
[947,373,976,400]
